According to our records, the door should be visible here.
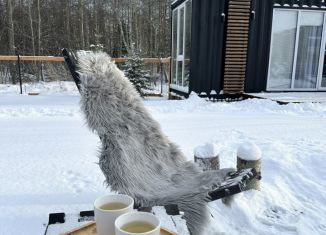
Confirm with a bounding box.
[171,0,192,93]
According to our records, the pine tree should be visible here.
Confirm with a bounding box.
[123,52,150,97]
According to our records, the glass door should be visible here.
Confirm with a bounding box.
[171,0,192,92]
[267,10,298,89]
[267,9,325,91]
[294,12,323,89]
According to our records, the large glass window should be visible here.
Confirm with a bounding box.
[268,11,297,89]
[171,0,192,91]
[268,10,326,90]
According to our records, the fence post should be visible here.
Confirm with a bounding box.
[160,58,163,95]
[168,57,172,99]
[237,143,262,190]
[194,143,221,171]
[15,50,23,94]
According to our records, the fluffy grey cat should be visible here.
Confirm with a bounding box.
[77,52,233,235]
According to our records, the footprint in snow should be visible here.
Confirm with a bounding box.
[62,170,94,193]
[257,205,303,233]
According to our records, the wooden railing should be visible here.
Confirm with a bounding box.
[0,55,171,64]
[0,55,171,95]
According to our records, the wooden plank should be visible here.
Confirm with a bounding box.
[224,84,245,88]
[224,86,244,89]
[224,73,245,76]
[225,69,247,73]
[228,12,250,17]
[225,68,247,72]
[224,84,244,88]
[223,78,246,82]
[225,46,247,50]
[21,56,65,62]
[225,53,247,59]
[226,38,249,42]
[226,34,248,38]
[225,55,247,59]
[224,75,246,78]
[225,51,247,55]
[226,42,248,46]
[224,64,247,68]
[226,47,247,51]
[225,54,247,62]
[60,221,178,235]
[224,82,245,85]
[0,56,18,61]
[228,16,248,21]
[0,55,65,62]
[225,61,247,65]
[229,1,251,6]
[225,53,247,57]
[228,8,250,12]
[227,22,249,26]
[225,48,247,54]
[229,4,251,9]
[227,26,249,30]
[227,29,249,34]
[224,71,246,75]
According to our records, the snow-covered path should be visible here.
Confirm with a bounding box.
[0,83,326,234]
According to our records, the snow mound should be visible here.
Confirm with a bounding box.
[186,92,206,104]
[194,143,222,158]
[237,142,262,161]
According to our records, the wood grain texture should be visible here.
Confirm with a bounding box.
[60,221,178,235]
[223,0,251,94]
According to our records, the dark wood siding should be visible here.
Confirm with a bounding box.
[188,0,227,95]
[245,0,274,93]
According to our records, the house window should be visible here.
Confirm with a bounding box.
[171,0,192,92]
[267,9,326,90]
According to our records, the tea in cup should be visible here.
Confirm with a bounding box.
[94,194,134,235]
[115,211,160,235]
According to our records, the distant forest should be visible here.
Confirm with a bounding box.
[0,0,172,57]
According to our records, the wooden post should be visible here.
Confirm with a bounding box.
[237,143,262,190]
[15,51,23,94]
[194,143,221,171]
[194,155,220,171]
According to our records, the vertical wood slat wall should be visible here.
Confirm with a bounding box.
[223,0,251,94]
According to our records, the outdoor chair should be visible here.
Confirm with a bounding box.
[54,49,258,235]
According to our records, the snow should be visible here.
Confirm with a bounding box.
[247,92,326,103]
[237,142,262,161]
[1,82,326,235]
[194,143,221,158]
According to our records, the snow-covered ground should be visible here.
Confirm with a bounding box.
[1,82,326,235]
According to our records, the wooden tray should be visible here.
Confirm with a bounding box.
[60,221,178,235]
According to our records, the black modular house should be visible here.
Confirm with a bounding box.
[170,0,326,97]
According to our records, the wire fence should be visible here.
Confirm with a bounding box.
[0,55,171,97]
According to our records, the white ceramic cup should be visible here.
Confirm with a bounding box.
[115,212,161,235]
[94,194,134,235]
